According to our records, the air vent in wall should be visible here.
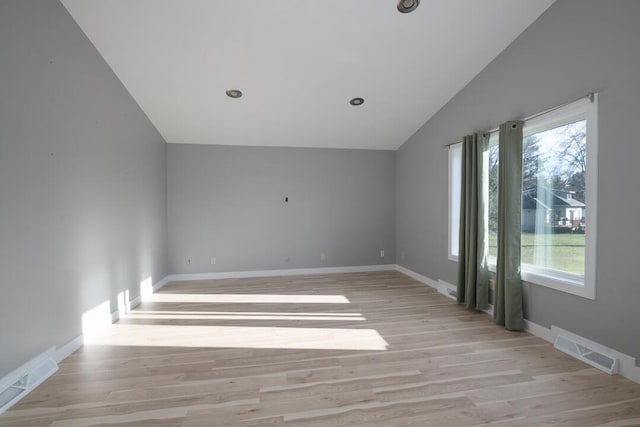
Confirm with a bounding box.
[554,334,619,375]
[0,350,58,414]
[437,279,457,301]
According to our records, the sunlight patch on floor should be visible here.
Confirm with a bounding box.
[125,312,365,321]
[84,324,388,350]
[133,310,364,317]
[149,294,351,304]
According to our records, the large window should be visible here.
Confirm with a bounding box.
[449,95,598,299]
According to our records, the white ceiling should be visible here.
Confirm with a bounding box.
[62,0,554,150]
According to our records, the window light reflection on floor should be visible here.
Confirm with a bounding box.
[80,281,386,351]
[125,312,365,321]
[148,294,351,304]
[84,324,389,351]
[134,310,363,317]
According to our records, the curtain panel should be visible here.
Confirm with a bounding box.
[494,121,525,331]
[456,132,489,310]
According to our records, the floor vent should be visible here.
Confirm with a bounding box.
[554,334,619,374]
[437,280,457,301]
[0,350,58,414]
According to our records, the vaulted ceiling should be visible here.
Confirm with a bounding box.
[62,0,555,150]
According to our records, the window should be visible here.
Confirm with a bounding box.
[448,143,462,260]
[449,95,598,299]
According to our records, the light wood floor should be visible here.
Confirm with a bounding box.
[3,271,640,426]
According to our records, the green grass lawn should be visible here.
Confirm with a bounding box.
[488,232,585,275]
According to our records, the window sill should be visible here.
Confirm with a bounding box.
[487,260,594,300]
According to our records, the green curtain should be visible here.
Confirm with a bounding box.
[494,121,525,331]
[457,132,489,310]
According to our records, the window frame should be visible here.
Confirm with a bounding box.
[449,95,598,299]
[448,142,462,261]
[517,95,597,299]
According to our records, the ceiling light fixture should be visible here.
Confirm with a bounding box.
[397,0,420,13]
[225,89,243,98]
[350,97,365,106]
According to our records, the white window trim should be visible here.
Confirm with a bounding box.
[453,95,598,300]
[448,142,462,261]
[521,95,597,299]
[487,259,591,298]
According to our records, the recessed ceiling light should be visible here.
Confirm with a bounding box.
[226,89,242,98]
[350,97,365,106]
[397,0,420,13]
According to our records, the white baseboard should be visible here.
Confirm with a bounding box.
[436,279,457,301]
[393,264,438,289]
[434,277,496,315]
[53,336,83,364]
[523,319,556,343]
[129,295,141,311]
[157,264,396,288]
[152,276,172,293]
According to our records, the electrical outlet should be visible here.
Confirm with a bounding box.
[211,256,216,265]
[320,252,326,261]
[380,250,385,258]
[187,257,192,265]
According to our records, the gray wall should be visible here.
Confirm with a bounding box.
[0,0,168,377]
[168,144,395,274]
[396,0,640,360]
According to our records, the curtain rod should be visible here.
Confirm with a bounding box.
[443,92,595,148]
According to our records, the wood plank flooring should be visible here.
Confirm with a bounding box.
[2,271,640,426]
